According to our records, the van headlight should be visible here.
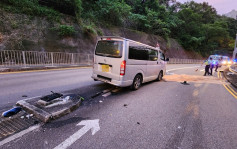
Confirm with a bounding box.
[222,61,227,64]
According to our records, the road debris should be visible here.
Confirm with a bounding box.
[26,115,30,119]
[41,91,63,102]
[124,104,128,107]
[178,126,182,129]
[137,122,140,125]
[21,116,25,119]
[181,81,190,85]
[22,95,28,97]
[2,107,22,117]
[91,92,103,98]
[99,100,103,103]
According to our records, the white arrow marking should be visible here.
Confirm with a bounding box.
[54,119,100,149]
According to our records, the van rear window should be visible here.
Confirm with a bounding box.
[95,40,123,58]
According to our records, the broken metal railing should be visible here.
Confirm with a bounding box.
[0,50,94,68]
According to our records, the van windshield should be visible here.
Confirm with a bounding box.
[209,55,221,60]
[95,40,123,58]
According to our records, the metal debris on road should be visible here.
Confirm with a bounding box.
[91,92,103,98]
[40,91,63,102]
[2,107,22,117]
[181,81,190,85]
[26,115,30,119]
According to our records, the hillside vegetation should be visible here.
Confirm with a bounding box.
[0,0,236,57]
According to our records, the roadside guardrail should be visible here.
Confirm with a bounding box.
[0,50,93,68]
[0,50,203,69]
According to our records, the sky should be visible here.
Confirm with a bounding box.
[176,0,237,15]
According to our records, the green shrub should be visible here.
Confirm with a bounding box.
[56,25,76,37]
[1,0,61,21]
[83,24,97,35]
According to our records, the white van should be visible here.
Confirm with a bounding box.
[91,36,169,90]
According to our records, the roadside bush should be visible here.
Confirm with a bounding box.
[56,25,76,37]
[1,0,61,21]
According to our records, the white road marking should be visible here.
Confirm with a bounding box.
[166,66,200,72]
[54,119,100,149]
[0,124,41,147]
[200,69,205,72]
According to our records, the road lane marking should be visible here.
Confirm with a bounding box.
[0,124,41,147]
[218,71,237,99]
[0,67,91,75]
[225,85,237,96]
[223,85,237,99]
[54,119,100,149]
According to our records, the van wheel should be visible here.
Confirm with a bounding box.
[131,74,142,90]
[157,71,163,81]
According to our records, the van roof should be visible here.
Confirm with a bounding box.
[99,36,161,51]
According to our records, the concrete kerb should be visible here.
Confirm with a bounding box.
[0,65,92,73]
[16,95,83,123]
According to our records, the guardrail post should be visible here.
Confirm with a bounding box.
[87,54,90,66]
[71,53,74,65]
[51,52,54,66]
[22,51,26,68]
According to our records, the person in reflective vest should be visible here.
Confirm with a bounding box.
[201,58,212,76]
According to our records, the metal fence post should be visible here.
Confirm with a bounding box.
[22,51,26,68]
[71,53,74,65]
[51,52,54,66]
[88,54,90,66]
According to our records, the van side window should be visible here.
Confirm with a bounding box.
[129,46,148,60]
[148,49,158,61]
[159,51,165,61]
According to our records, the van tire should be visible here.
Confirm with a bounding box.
[131,74,142,90]
[157,71,163,81]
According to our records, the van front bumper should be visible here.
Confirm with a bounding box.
[92,74,132,87]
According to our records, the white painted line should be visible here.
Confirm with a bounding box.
[166,66,200,72]
[102,92,111,97]
[54,119,100,149]
[0,124,41,147]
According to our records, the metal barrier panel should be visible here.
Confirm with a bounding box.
[0,50,204,68]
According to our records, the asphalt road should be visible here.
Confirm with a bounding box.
[1,64,237,149]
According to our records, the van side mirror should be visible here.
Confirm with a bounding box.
[166,58,169,61]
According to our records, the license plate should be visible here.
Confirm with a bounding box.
[101,65,109,72]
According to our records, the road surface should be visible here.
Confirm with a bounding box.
[1,64,237,149]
